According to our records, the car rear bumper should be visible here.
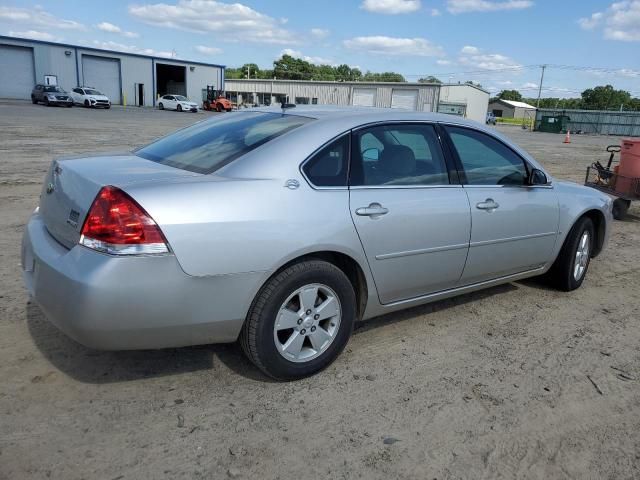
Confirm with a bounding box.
[21,211,263,350]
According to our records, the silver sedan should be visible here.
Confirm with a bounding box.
[22,107,612,379]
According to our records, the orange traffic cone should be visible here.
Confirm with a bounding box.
[563,130,571,144]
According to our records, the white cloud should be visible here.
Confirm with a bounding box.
[8,30,59,41]
[447,0,533,14]
[458,45,522,70]
[343,36,445,56]
[92,40,174,58]
[310,28,330,39]
[578,12,603,30]
[195,45,223,55]
[361,0,421,14]
[436,59,452,65]
[96,21,139,38]
[0,5,85,30]
[460,45,479,54]
[522,82,538,89]
[579,2,640,41]
[430,8,442,15]
[128,0,298,44]
[279,48,334,65]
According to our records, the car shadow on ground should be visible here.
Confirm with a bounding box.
[25,301,271,384]
[27,283,519,384]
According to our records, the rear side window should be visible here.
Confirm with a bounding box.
[446,126,528,185]
[136,112,314,174]
[303,135,349,187]
[350,124,449,186]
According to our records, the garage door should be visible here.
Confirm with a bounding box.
[82,55,121,104]
[0,44,35,99]
[391,89,418,110]
[352,88,376,107]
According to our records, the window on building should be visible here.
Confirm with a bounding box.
[295,97,310,105]
[312,98,318,105]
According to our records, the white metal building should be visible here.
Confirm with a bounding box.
[225,79,489,123]
[0,35,225,106]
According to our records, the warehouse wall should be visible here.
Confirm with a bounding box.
[225,80,440,112]
[439,84,489,123]
[0,36,224,106]
[1,37,77,91]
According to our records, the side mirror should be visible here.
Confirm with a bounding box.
[529,168,549,186]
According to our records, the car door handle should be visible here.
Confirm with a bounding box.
[356,203,389,217]
[476,198,499,211]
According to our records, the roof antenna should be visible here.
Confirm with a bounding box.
[280,95,295,114]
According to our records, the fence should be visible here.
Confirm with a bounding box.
[535,109,640,137]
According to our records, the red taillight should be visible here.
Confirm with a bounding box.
[80,186,169,255]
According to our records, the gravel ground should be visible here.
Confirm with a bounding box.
[1,101,639,480]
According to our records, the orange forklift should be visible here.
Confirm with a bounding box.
[202,86,234,112]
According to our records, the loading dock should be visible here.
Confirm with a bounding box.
[82,55,122,104]
[0,44,35,99]
[156,63,186,97]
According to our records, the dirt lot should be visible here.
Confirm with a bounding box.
[1,101,638,480]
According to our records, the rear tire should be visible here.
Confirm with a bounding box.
[241,260,356,380]
[158,102,164,110]
[546,216,595,291]
[612,198,630,220]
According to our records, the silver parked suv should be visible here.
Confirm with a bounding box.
[31,85,73,107]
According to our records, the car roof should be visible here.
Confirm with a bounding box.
[250,105,483,128]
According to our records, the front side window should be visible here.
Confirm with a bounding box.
[137,112,314,174]
[350,124,449,186]
[446,126,527,186]
[302,135,349,187]
[85,89,101,95]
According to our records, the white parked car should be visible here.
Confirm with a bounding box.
[71,87,111,109]
[158,94,199,112]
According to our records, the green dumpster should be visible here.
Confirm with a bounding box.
[538,115,570,133]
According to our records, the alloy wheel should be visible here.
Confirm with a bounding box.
[273,283,342,363]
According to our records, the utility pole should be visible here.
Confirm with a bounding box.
[536,64,546,108]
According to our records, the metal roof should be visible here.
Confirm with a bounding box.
[0,35,226,69]
[495,99,537,109]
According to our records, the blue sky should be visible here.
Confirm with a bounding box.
[1,0,639,98]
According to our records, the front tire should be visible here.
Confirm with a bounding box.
[547,217,595,291]
[241,260,356,380]
[177,104,182,112]
[612,198,630,220]
[31,96,37,104]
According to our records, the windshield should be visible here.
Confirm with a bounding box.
[136,112,314,174]
[85,89,101,95]
[174,95,188,101]
[44,86,64,92]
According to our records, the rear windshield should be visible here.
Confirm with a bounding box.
[136,112,313,174]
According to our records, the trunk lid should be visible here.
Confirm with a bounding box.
[39,154,199,249]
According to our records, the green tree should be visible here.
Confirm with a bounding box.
[497,89,523,101]
[362,71,406,82]
[465,80,482,88]
[581,85,632,110]
[418,76,442,84]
